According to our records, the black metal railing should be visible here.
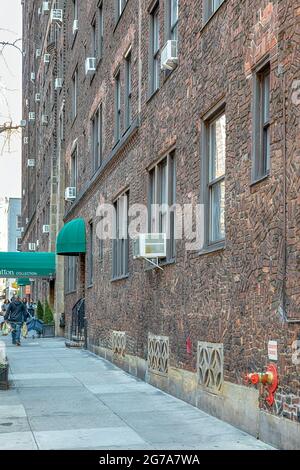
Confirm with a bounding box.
[71,298,85,344]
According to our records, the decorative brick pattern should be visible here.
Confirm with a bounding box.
[197,342,224,394]
[274,387,300,422]
[148,334,169,376]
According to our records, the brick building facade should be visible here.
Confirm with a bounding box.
[21,0,300,448]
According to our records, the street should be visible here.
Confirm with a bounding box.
[0,337,274,450]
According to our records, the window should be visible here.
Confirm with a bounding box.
[149,152,176,260]
[150,4,160,94]
[202,111,226,246]
[204,0,224,22]
[88,222,94,285]
[67,256,77,293]
[16,237,22,252]
[168,0,178,40]
[115,71,121,142]
[91,17,97,58]
[16,215,22,229]
[71,146,77,188]
[59,112,64,144]
[253,63,270,181]
[73,0,78,21]
[72,67,78,119]
[117,0,127,19]
[92,105,103,172]
[113,192,129,278]
[98,2,104,59]
[125,51,132,130]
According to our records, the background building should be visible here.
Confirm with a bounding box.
[0,197,22,299]
[7,198,22,252]
[21,0,300,449]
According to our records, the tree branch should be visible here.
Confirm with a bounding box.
[0,39,23,54]
[0,122,22,134]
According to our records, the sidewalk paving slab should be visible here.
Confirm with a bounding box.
[0,337,275,450]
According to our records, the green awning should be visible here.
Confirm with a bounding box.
[0,252,56,278]
[56,218,86,256]
[17,278,31,286]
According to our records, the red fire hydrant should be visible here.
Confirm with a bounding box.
[245,364,278,406]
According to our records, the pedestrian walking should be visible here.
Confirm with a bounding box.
[27,300,35,319]
[0,300,10,332]
[4,296,27,346]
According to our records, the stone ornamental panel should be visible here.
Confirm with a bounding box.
[197,342,224,394]
[112,331,126,356]
[148,334,169,376]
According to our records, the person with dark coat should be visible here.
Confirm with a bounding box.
[4,296,27,346]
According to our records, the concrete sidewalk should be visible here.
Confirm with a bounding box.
[0,337,274,450]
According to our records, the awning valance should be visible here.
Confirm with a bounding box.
[17,278,31,286]
[56,218,86,256]
[0,252,56,278]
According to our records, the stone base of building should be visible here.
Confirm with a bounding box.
[89,344,300,450]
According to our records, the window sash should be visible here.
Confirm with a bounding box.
[73,0,78,20]
[151,6,160,93]
[206,0,224,20]
[71,148,77,187]
[92,107,102,172]
[113,193,129,278]
[125,53,132,129]
[91,19,97,57]
[117,0,126,18]
[148,153,176,260]
[115,73,121,141]
[98,4,104,58]
[170,0,178,40]
[205,111,226,245]
[209,178,225,244]
[72,69,77,118]
[253,64,270,180]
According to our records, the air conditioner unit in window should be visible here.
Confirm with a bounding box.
[42,1,49,14]
[133,233,167,259]
[20,227,24,234]
[42,115,48,125]
[85,57,96,76]
[27,159,35,167]
[36,48,41,58]
[73,19,79,35]
[26,218,29,224]
[30,72,36,81]
[65,187,76,201]
[24,137,29,144]
[42,225,50,234]
[20,120,27,127]
[28,112,35,121]
[29,243,36,251]
[54,77,63,90]
[44,53,51,63]
[51,9,63,24]
[161,40,178,71]
[35,93,41,102]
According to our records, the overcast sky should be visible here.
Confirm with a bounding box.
[0,0,22,198]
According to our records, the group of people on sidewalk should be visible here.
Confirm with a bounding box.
[0,297,36,346]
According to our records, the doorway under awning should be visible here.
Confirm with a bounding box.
[0,252,56,278]
[56,218,86,256]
